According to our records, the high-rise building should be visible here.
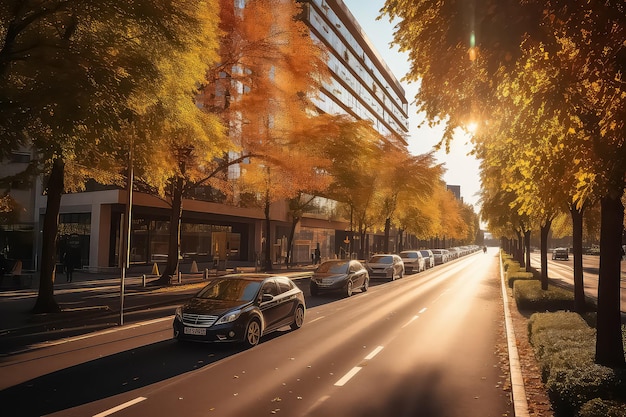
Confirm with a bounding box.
[299,0,409,143]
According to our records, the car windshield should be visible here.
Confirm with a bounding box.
[419,251,430,257]
[196,278,262,302]
[431,250,442,254]
[317,261,349,274]
[400,252,418,259]
[368,255,393,264]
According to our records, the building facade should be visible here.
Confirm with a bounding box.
[2,0,409,272]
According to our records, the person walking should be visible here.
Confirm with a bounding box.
[62,250,75,283]
[314,246,321,265]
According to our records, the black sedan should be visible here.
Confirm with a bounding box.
[309,259,369,297]
[173,274,306,348]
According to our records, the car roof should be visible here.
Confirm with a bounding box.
[219,273,291,282]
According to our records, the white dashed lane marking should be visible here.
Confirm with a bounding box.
[93,397,146,417]
[334,346,384,387]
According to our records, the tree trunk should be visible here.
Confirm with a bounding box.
[383,217,391,253]
[358,225,366,259]
[570,206,586,313]
[286,215,300,266]
[540,221,551,290]
[263,193,273,272]
[33,158,64,313]
[397,228,404,252]
[595,192,625,367]
[157,177,184,285]
[515,230,524,266]
[524,229,531,272]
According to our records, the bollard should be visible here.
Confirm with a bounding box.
[204,268,208,280]
[142,274,146,287]
[178,271,182,284]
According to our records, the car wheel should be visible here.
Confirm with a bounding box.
[310,283,319,296]
[290,305,305,330]
[362,277,369,292]
[345,280,353,297]
[243,318,261,348]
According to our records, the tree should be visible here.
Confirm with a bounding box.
[221,0,329,271]
[376,145,442,253]
[0,0,222,312]
[383,0,626,366]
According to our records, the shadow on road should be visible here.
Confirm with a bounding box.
[0,339,241,416]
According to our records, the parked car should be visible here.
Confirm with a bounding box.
[419,249,435,268]
[365,254,404,280]
[430,249,449,265]
[552,247,569,260]
[310,259,369,297]
[173,274,305,348]
[399,250,425,273]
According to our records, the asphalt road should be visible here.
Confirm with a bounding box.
[1,250,513,417]
[529,253,626,314]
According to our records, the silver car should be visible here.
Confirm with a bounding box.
[430,249,449,265]
[419,250,435,268]
[365,254,405,280]
[399,250,425,273]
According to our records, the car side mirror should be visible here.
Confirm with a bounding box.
[261,293,274,302]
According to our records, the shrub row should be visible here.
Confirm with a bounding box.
[527,312,626,417]
[514,280,576,311]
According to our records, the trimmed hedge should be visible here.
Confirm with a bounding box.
[579,398,626,417]
[514,280,576,311]
[528,312,626,417]
[507,270,535,288]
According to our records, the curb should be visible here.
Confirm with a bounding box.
[499,251,530,417]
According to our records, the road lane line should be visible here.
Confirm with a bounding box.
[335,346,384,386]
[418,307,427,314]
[334,366,362,386]
[307,316,325,324]
[402,316,419,328]
[93,397,147,417]
[364,345,384,360]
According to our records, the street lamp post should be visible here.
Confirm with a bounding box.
[120,131,134,326]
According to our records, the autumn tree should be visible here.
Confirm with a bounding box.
[0,1,222,312]
[376,145,442,253]
[383,0,625,366]
[225,0,328,271]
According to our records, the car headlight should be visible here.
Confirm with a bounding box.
[175,306,182,321]
[216,309,242,325]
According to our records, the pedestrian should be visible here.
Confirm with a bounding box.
[483,246,487,254]
[314,247,321,265]
[62,250,75,283]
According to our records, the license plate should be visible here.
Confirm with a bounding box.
[184,327,206,336]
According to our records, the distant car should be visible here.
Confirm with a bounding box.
[419,249,435,268]
[173,274,305,348]
[399,250,425,273]
[431,249,449,265]
[310,259,369,297]
[552,248,569,260]
[365,254,404,280]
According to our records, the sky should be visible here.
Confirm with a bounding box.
[341,0,482,212]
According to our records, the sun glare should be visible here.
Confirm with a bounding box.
[466,122,478,134]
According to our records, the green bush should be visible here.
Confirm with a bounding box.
[507,270,535,288]
[503,259,520,273]
[514,280,575,311]
[528,312,626,417]
[547,365,619,416]
[578,398,626,417]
